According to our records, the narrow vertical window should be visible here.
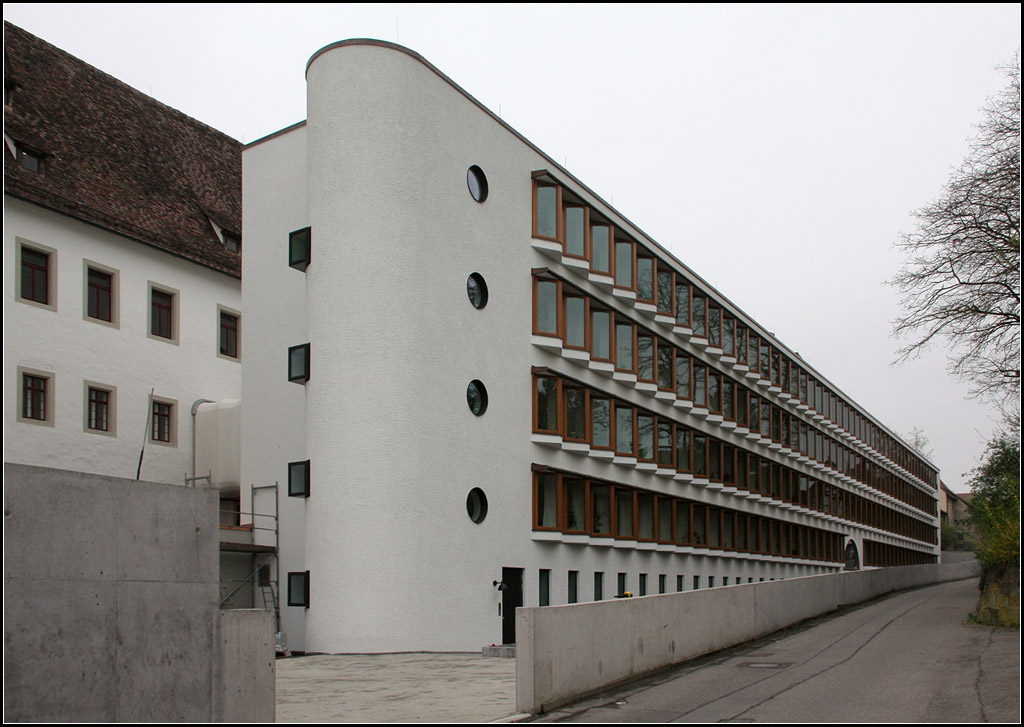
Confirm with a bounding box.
[87,268,113,321]
[592,485,611,535]
[564,387,587,441]
[657,342,674,390]
[22,374,47,421]
[20,246,50,305]
[539,569,550,607]
[591,224,611,274]
[594,572,604,601]
[637,334,655,381]
[534,473,558,529]
[564,206,587,257]
[636,256,655,302]
[288,343,311,383]
[568,571,579,604]
[219,310,240,359]
[534,279,559,335]
[289,460,311,498]
[659,574,667,594]
[657,269,674,315]
[614,240,633,288]
[592,397,611,448]
[708,305,721,347]
[692,295,706,337]
[287,571,310,607]
[615,322,634,372]
[615,406,634,456]
[592,310,611,360]
[565,295,587,348]
[617,572,628,597]
[616,491,634,538]
[534,377,559,434]
[639,573,648,597]
[289,227,311,271]
[150,289,174,340]
[151,400,173,444]
[88,387,110,431]
[676,280,691,326]
[534,184,560,240]
[565,479,586,532]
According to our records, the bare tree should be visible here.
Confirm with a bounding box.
[891,56,1021,415]
[904,426,935,461]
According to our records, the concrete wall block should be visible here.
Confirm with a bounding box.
[114,580,216,721]
[3,578,118,722]
[3,465,119,581]
[217,609,276,722]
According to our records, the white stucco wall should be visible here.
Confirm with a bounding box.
[241,41,936,654]
[240,123,310,650]
[4,197,241,485]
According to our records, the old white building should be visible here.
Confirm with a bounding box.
[4,22,242,520]
[242,39,942,653]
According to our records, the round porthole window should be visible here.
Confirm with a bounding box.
[466,488,488,524]
[467,380,488,416]
[467,273,488,309]
[467,165,488,203]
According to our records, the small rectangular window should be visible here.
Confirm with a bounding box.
[219,309,240,360]
[151,399,175,445]
[617,572,627,597]
[148,283,179,343]
[539,569,551,607]
[693,575,700,590]
[639,573,648,596]
[17,241,56,310]
[288,343,310,383]
[288,460,310,498]
[287,571,310,607]
[87,386,111,432]
[289,227,311,271]
[23,374,47,421]
[16,146,43,173]
[676,575,685,592]
[533,184,561,241]
[17,367,54,426]
[594,572,604,601]
[568,570,578,604]
[87,269,113,321]
[659,574,667,594]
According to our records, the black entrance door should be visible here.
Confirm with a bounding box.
[501,567,523,645]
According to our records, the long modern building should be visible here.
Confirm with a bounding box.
[242,39,941,653]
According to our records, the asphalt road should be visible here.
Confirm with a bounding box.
[535,578,1020,723]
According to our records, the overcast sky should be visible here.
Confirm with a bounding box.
[6,4,1020,491]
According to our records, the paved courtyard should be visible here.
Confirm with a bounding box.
[275,652,520,723]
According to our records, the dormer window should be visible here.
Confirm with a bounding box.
[14,145,42,173]
[223,231,241,253]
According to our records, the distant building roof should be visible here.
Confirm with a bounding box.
[3,21,241,277]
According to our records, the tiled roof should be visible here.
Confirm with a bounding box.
[3,21,241,277]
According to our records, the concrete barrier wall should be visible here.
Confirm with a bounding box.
[3,464,275,722]
[516,559,980,714]
[216,610,276,721]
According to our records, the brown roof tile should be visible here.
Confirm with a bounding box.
[4,21,241,277]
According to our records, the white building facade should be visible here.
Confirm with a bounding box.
[5,21,242,490]
[243,40,941,654]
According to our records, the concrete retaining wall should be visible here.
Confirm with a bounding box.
[216,610,276,721]
[3,464,274,722]
[516,560,980,714]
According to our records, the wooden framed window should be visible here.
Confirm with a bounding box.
[615,405,635,456]
[675,279,691,327]
[637,494,656,541]
[590,223,612,275]
[693,364,707,408]
[148,282,179,344]
[533,472,559,530]
[637,413,656,462]
[563,204,589,258]
[150,397,176,446]
[676,427,692,473]
[636,254,656,303]
[615,489,635,539]
[692,295,706,338]
[614,320,635,373]
[563,386,588,442]
[563,293,589,350]
[533,275,561,337]
[676,354,691,400]
[84,382,116,436]
[747,334,760,374]
[614,239,634,290]
[218,307,241,360]
[564,478,588,533]
[18,368,53,425]
[736,325,748,365]
[17,241,56,311]
[591,396,612,449]
[533,182,562,241]
[591,484,612,536]
[591,308,613,360]
[656,339,674,391]
[637,332,655,382]
[87,268,112,322]
[675,501,691,545]
[657,422,675,468]
[708,304,722,348]
[656,266,674,316]
[533,375,561,435]
[657,498,674,543]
